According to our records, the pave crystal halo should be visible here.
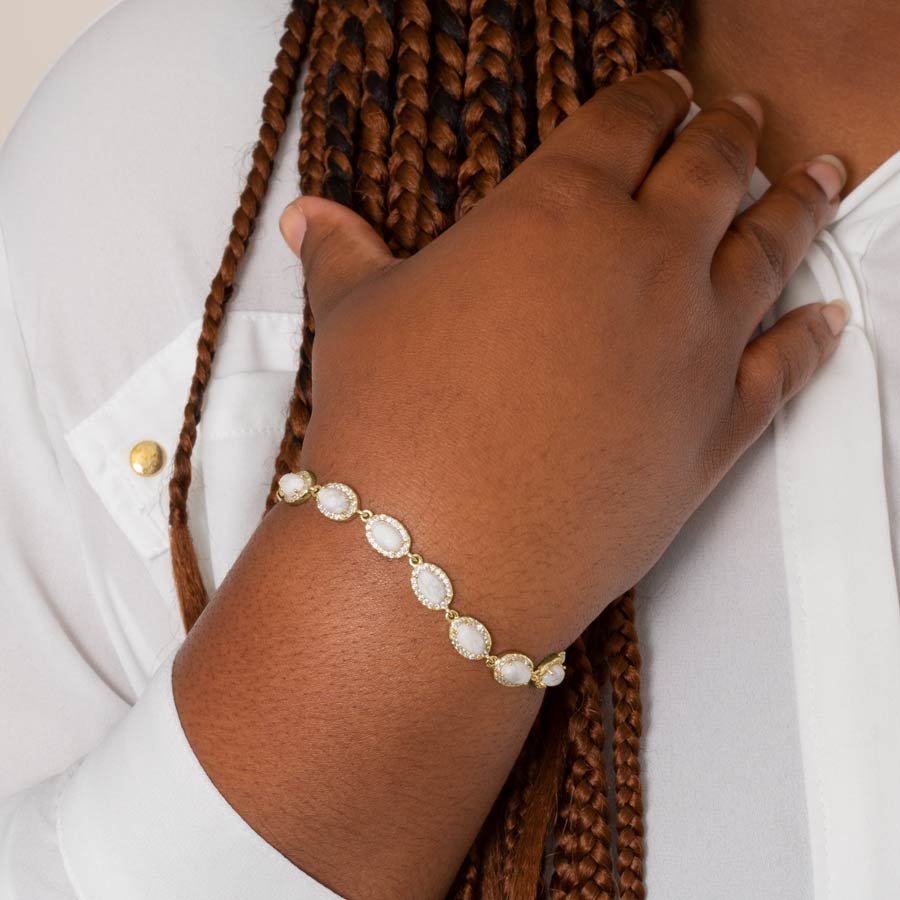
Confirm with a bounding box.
[493,653,534,687]
[315,482,359,521]
[410,562,453,610]
[365,514,411,558]
[449,616,492,660]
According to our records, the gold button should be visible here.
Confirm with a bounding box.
[130,440,165,477]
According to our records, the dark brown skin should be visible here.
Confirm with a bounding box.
[683,0,900,191]
[173,62,858,898]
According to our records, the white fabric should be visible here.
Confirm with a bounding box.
[0,1,898,897]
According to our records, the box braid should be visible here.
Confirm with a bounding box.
[387,0,433,252]
[167,0,316,628]
[355,0,395,230]
[644,0,684,71]
[569,0,594,99]
[592,0,644,87]
[534,0,580,140]
[423,0,468,232]
[456,0,517,216]
[168,1,685,897]
[323,0,368,205]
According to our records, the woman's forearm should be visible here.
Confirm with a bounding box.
[172,451,587,899]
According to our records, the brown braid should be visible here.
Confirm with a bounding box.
[456,0,516,216]
[355,0,396,232]
[644,0,685,71]
[300,1,340,195]
[167,2,314,630]
[322,0,368,205]
[449,836,484,900]
[423,0,469,234]
[568,0,593,100]
[171,0,687,893]
[482,688,566,900]
[508,3,529,167]
[592,0,644,89]
[603,591,646,900]
[548,636,616,900]
[514,0,540,155]
[265,301,315,510]
[533,0,580,140]
[385,0,432,253]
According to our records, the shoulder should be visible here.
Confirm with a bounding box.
[0,0,301,428]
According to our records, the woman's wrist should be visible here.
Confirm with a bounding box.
[173,488,554,898]
[297,427,619,657]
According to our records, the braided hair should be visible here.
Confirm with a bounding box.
[168,0,685,895]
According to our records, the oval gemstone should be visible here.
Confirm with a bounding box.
[316,483,358,521]
[279,471,312,504]
[411,563,452,609]
[539,663,565,687]
[493,653,534,687]
[365,514,411,558]
[449,617,491,660]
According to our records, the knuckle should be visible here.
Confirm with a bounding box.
[738,354,778,423]
[780,178,822,228]
[742,219,787,289]
[605,83,667,138]
[799,311,833,360]
[525,151,620,214]
[678,116,754,188]
[776,344,806,400]
[705,125,753,182]
[507,154,627,238]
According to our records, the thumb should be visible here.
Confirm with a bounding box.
[280,196,396,319]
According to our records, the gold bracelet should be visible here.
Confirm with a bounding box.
[276,470,566,689]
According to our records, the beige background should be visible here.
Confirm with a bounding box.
[0,0,118,144]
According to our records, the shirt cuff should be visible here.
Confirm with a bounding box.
[57,649,342,899]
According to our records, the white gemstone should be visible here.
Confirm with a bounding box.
[539,663,565,687]
[493,653,534,687]
[449,617,491,660]
[365,514,411,558]
[411,563,452,609]
[316,483,358,521]
[318,487,348,514]
[279,471,311,503]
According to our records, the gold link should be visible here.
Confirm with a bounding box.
[309,483,321,495]
[407,552,423,566]
[357,508,373,521]
[444,609,460,621]
[484,656,498,669]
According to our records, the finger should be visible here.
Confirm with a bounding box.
[713,155,847,329]
[540,69,693,193]
[280,196,396,320]
[639,93,763,241]
[728,300,850,446]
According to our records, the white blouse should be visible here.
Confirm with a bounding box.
[0,0,898,898]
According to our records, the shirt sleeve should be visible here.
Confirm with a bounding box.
[0,225,342,898]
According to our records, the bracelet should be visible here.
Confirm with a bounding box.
[276,470,566,689]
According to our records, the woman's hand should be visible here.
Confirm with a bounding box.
[174,69,848,900]
[281,68,847,647]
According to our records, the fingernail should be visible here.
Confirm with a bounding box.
[661,69,693,100]
[822,299,851,335]
[280,201,307,253]
[806,154,847,202]
[728,92,764,128]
